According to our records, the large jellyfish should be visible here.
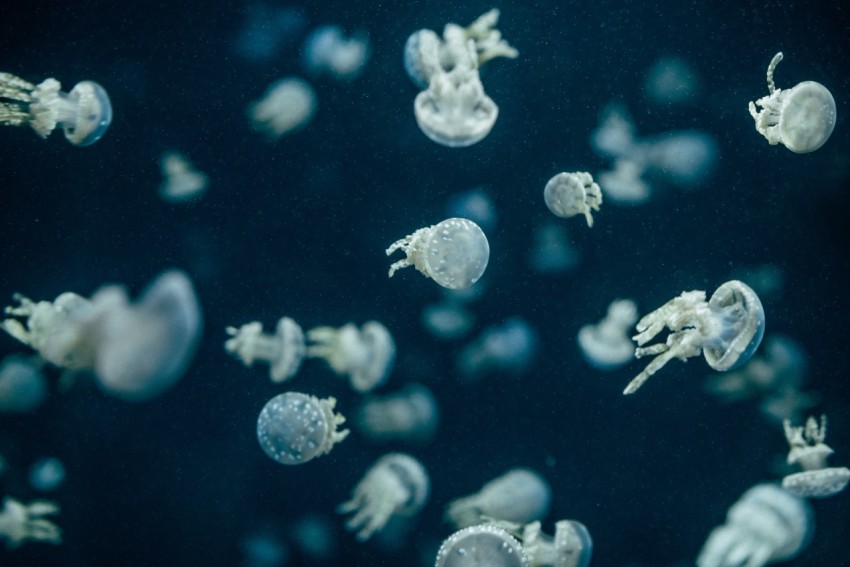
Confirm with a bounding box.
[435,524,528,567]
[781,415,850,498]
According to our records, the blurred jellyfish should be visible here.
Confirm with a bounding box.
[730,264,784,302]
[28,457,65,492]
[290,514,337,564]
[225,317,305,383]
[457,318,538,381]
[445,187,498,233]
[446,468,551,529]
[355,383,439,444]
[421,301,475,340]
[590,104,637,160]
[233,4,307,62]
[644,56,702,105]
[0,497,62,549]
[303,25,371,81]
[239,525,290,567]
[577,299,639,371]
[0,354,47,413]
[158,151,208,203]
[642,130,718,189]
[247,77,316,140]
[527,222,580,274]
[696,483,812,567]
[435,523,528,567]
[0,72,112,145]
[543,172,603,227]
[306,321,395,392]
[597,158,651,206]
[521,520,593,567]
[781,415,850,498]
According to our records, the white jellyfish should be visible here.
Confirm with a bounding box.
[0,354,47,413]
[644,55,702,105]
[527,222,580,274]
[642,130,718,189]
[435,523,529,567]
[28,457,66,492]
[306,321,395,392]
[247,77,317,139]
[338,453,429,542]
[303,25,371,81]
[0,72,112,145]
[543,172,603,227]
[624,280,765,395]
[457,318,538,381]
[446,468,552,529]
[522,520,593,567]
[158,151,208,203]
[256,391,349,466]
[781,415,850,499]
[748,52,836,153]
[0,497,62,549]
[355,383,439,444]
[696,483,812,567]
[225,316,305,383]
[597,158,652,206]
[387,218,490,290]
[589,104,637,160]
[577,299,639,371]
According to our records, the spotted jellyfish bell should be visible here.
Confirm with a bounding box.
[781,415,850,498]
[435,523,529,567]
[543,172,603,227]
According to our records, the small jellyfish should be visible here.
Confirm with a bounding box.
[642,130,718,189]
[781,415,850,498]
[0,72,112,145]
[422,301,475,340]
[543,172,603,227]
[577,299,639,371]
[338,453,429,542]
[239,525,290,567]
[247,77,317,140]
[225,317,306,383]
[386,218,489,290]
[522,520,593,567]
[527,222,580,274]
[456,318,538,381]
[644,55,702,105]
[0,354,47,413]
[158,151,209,203]
[696,483,812,567]
[355,383,439,444]
[233,5,307,62]
[256,392,349,466]
[446,468,551,529]
[435,523,528,567]
[0,497,62,549]
[290,514,337,564]
[589,103,637,160]
[306,321,395,393]
[303,25,371,81]
[28,457,66,492]
[748,52,836,153]
[597,158,651,206]
[624,280,765,395]
[445,187,498,233]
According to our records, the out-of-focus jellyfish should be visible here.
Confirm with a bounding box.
[457,318,538,381]
[445,187,498,233]
[527,222,580,274]
[0,354,46,413]
[748,52,836,153]
[696,483,812,567]
[597,158,651,206]
[303,25,371,81]
[644,56,701,105]
[387,218,490,290]
[521,520,593,567]
[159,151,208,203]
[239,525,290,567]
[781,415,850,498]
[28,457,66,492]
[338,453,429,542]
[543,172,603,227]
[256,392,349,466]
[589,104,637,160]
[422,301,475,340]
[355,383,439,444]
[290,514,337,564]
[247,77,317,140]
[446,468,551,529]
[577,299,639,371]
[435,524,528,567]
[306,321,395,393]
[730,264,784,302]
[0,72,112,146]
[2,270,202,402]
[233,4,307,62]
[225,317,306,383]
[642,130,718,189]
[624,280,765,395]
[0,497,62,549]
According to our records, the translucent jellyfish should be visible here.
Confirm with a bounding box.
[445,187,498,233]
[446,468,551,529]
[387,218,490,290]
[28,457,66,492]
[624,280,765,395]
[696,483,812,567]
[577,299,639,371]
[457,318,538,381]
[247,77,317,140]
[543,172,603,227]
[781,415,850,498]
[748,52,836,153]
[239,525,290,567]
[642,130,718,189]
[644,56,701,105]
[338,453,429,542]
[527,222,580,274]
[422,301,475,340]
[0,497,62,549]
[0,354,46,413]
[355,383,439,444]
[225,316,305,383]
[435,523,528,567]
[158,151,209,203]
[233,4,307,62]
[290,514,337,564]
[522,520,593,567]
[0,72,112,145]
[589,104,637,160]
[597,158,651,206]
[303,25,371,81]
[256,392,349,466]
[306,321,395,393]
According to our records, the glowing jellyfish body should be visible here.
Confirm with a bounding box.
[748,52,836,153]
[782,415,850,499]
[355,383,439,444]
[0,355,46,413]
[159,151,208,203]
[445,187,498,233]
[0,497,62,549]
[644,56,701,105]
[435,524,528,567]
[422,301,475,340]
[303,25,371,81]
[0,72,112,145]
[256,392,349,465]
[446,468,551,529]
[247,77,317,139]
[225,317,306,383]
[522,520,593,567]
[543,172,603,227]
[457,318,538,381]
[577,299,639,370]
[28,457,65,492]
[643,130,718,189]
[387,218,489,290]
[306,321,395,392]
[624,280,765,395]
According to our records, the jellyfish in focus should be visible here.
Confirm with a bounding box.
[456,318,538,381]
[0,354,46,413]
[28,457,66,493]
[247,77,317,139]
[543,172,603,227]
[0,72,112,145]
[624,280,765,395]
[644,55,702,105]
[435,523,529,567]
[527,222,580,274]
[306,321,395,392]
[338,453,429,542]
[446,468,551,529]
[577,299,639,371]
[225,316,306,383]
[387,218,490,290]
[782,415,850,499]
[748,52,836,153]
[159,151,209,203]
[256,392,349,466]
[303,25,371,81]
[696,483,812,567]
[355,383,439,444]
[0,497,62,549]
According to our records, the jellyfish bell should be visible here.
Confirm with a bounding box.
[702,280,765,372]
[435,524,528,567]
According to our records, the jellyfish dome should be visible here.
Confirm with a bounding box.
[436,524,528,567]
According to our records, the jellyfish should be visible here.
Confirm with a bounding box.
[543,172,603,227]
[256,392,349,466]
[239,525,290,567]
[522,520,593,567]
[28,457,66,492]
[446,468,552,529]
[247,77,316,139]
[456,318,538,381]
[644,55,702,105]
[527,222,580,274]
[290,514,337,564]
[305,321,395,392]
[159,151,208,203]
[338,453,429,542]
[435,523,528,567]
[422,301,475,340]
[0,497,62,549]
[387,218,490,290]
[597,158,652,206]
[225,316,306,383]
[642,130,718,189]
[303,25,371,81]
[589,103,637,160]
[445,187,498,233]
[0,72,112,145]
[696,483,812,567]
[577,299,639,371]
[781,415,850,499]
[0,354,47,413]
[624,280,765,395]
[748,52,836,153]
[232,4,307,62]
[355,383,439,444]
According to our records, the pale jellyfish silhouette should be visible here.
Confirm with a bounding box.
[642,130,718,189]
[247,77,317,139]
[233,5,307,62]
[159,151,208,203]
[446,468,551,529]
[748,52,836,153]
[446,187,498,233]
[0,355,46,413]
[0,497,62,549]
[435,523,528,567]
[355,383,439,444]
[28,457,65,492]
[239,525,289,567]
[421,301,475,340]
[543,172,603,227]
[782,415,850,498]
[290,514,337,564]
[596,158,651,206]
[306,321,395,393]
[303,25,371,81]
[527,222,580,274]
[457,318,538,381]
[0,72,112,145]
[521,520,593,567]
[577,299,639,370]
[644,56,701,105]
[225,316,305,383]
